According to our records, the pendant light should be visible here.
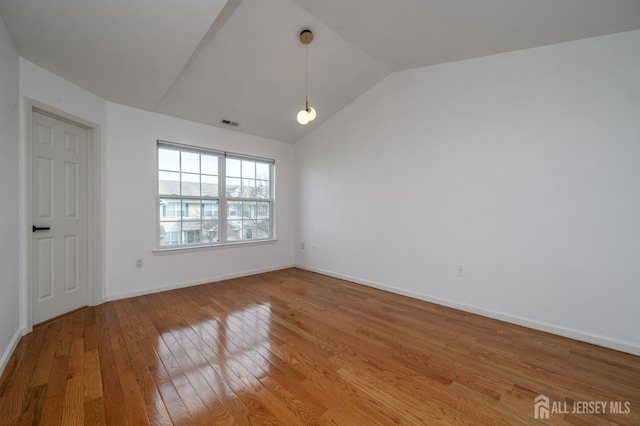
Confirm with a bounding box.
[297,29,316,125]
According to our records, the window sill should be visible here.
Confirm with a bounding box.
[153,238,278,256]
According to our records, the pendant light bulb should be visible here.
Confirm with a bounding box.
[297,109,310,125]
[307,106,316,122]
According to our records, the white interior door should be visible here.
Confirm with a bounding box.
[32,110,88,324]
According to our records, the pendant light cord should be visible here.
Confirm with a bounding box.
[305,44,308,110]
[296,29,315,124]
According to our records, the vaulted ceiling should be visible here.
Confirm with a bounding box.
[1,0,640,143]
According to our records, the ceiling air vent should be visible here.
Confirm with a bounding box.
[220,119,239,127]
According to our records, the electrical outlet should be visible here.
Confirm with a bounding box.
[456,264,464,277]
[135,258,143,268]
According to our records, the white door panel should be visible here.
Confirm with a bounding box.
[32,111,88,324]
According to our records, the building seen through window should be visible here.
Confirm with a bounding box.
[157,142,273,248]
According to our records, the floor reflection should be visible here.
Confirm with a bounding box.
[153,301,274,423]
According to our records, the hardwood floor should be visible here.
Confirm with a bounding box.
[0,268,638,425]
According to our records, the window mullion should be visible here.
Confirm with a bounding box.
[168,195,217,201]
[269,162,274,239]
[219,155,227,243]
[227,197,264,202]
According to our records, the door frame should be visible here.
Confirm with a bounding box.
[22,98,102,332]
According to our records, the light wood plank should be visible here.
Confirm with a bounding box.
[0,268,638,425]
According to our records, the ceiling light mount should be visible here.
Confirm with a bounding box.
[297,29,316,125]
[299,29,314,44]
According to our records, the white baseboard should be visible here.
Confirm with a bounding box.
[102,264,295,303]
[295,264,640,357]
[0,327,25,378]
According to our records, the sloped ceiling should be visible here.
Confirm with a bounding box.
[1,0,640,143]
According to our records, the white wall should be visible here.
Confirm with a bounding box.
[0,15,21,373]
[19,59,108,127]
[104,102,295,300]
[18,60,295,307]
[296,30,640,355]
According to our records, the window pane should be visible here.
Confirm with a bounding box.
[256,180,269,199]
[182,222,201,245]
[182,152,200,173]
[227,158,241,177]
[202,218,219,243]
[202,201,218,218]
[243,221,255,240]
[242,160,256,179]
[243,201,256,219]
[182,201,199,220]
[202,175,218,197]
[254,220,270,239]
[242,179,256,198]
[227,220,242,241]
[201,155,218,175]
[159,148,180,171]
[256,162,269,180]
[228,201,241,218]
[168,231,180,245]
[181,173,200,196]
[240,219,269,240]
[203,200,219,243]
[159,221,181,247]
[257,202,270,219]
[159,171,180,195]
[226,178,241,198]
[159,199,182,218]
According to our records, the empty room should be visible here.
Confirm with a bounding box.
[0,0,639,424]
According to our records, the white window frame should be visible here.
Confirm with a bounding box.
[156,140,275,250]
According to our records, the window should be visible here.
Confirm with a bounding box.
[157,141,274,248]
[161,202,187,218]
[225,157,271,242]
